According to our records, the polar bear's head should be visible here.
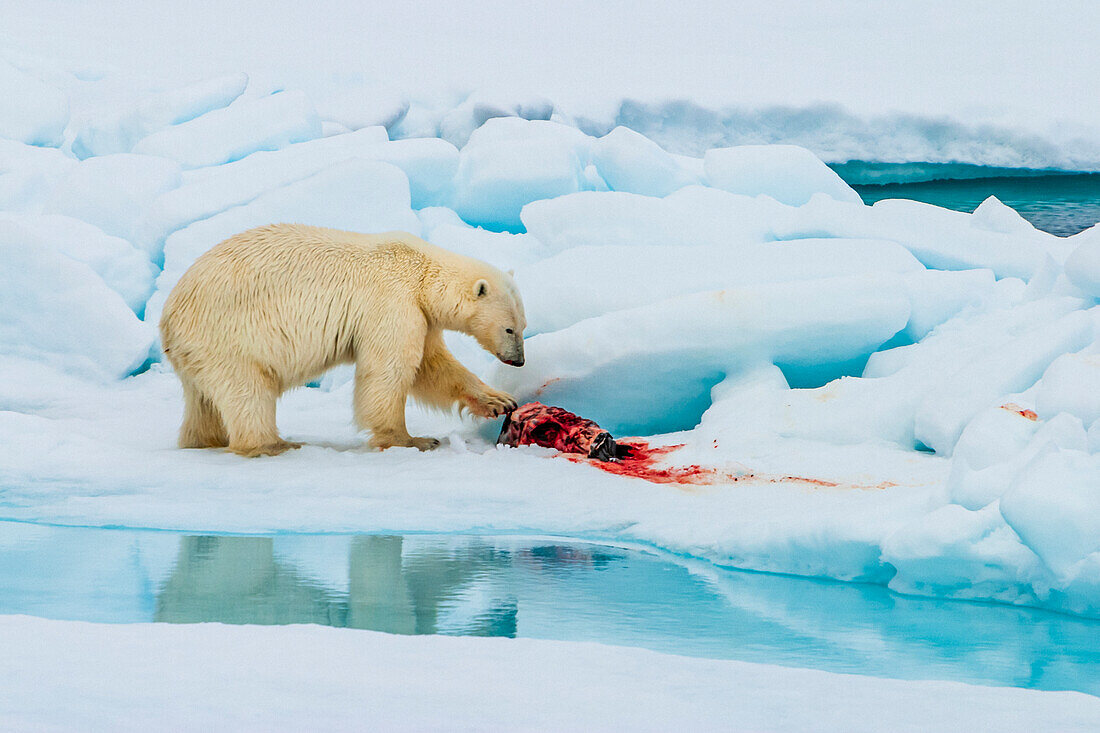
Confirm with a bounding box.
[465,269,526,367]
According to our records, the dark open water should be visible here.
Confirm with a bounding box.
[849,171,1100,237]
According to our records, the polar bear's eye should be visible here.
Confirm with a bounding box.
[505,328,514,335]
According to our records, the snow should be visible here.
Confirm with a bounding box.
[131,90,322,169]
[0,214,156,313]
[42,153,182,243]
[521,188,773,253]
[913,309,1096,456]
[438,90,555,147]
[3,3,1100,723]
[0,139,76,212]
[362,136,459,208]
[704,144,862,207]
[72,72,249,158]
[453,117,593,230]
[1035,350,1100,425]
[518,239,922,335]
[132,127,389,260]
[1065,225,1100,298]
[591,126,699,197]
[4,615,1099,733]
[0,58,68,146]
[493,276,910,435]
[1001,447,1100,580]
[776,196,1052,281]
[311,77,409,132]
[0,240,153,380]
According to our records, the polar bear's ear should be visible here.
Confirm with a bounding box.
[475,279,490,298]
[507,269,515,277]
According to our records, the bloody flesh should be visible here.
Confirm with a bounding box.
[497,402,622,460]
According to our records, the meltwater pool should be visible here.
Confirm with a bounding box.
[2,521,1098,695]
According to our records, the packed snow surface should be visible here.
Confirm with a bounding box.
[5,615,1099,732]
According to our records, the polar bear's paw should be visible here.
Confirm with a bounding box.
[409,436,441,451]
[232,439,303,458]
[465,387,518,418]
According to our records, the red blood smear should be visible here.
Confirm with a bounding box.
[569,441,854,489]
[1000,403,1039,421]
[566,441,735,485]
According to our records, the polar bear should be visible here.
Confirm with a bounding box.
[159,224,525,456]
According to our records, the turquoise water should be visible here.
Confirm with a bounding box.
[2,521,1099,695]
[849,171,1100,237]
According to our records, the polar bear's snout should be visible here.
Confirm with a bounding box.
[498,332,525,367]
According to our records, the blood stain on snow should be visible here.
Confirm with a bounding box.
[565,440,860,489]
[566,441,730,486]
[534,378,561,397]
[563,440,897,490]
[1000,402,1038,421]
[773,475,839,488]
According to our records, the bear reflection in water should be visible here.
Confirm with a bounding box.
[154,535,608,635]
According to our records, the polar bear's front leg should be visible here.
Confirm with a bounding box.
[354,322,439,451]
[356,363,438,450]
[412,329,518,418]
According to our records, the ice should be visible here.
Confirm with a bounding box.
[135,127,390,253]
[706,294,1090,452]
[321,121,352,137]
[590,126,699,197]
[518,238,922,334]
[0,58,68,146]
[1035,350,1100,425]
[882,503,1045,604]
[0,237,153,379]
[144,158,420,329]
[72,73,249,158]
[703,144,862,207]
[452,117,593,230]
[970,195,1040,237]
[609,99,1100,172]
[418,207,545,272]
[1001,447,1100,578]
[42,154,182,243]
[313,79,409,132]
[946,406,1042,510]
[131,90,322,169]
[520,188,774,254]
[0,214,155,313]
[0,139,77,212]
[914,309,1095,455]
[776,196,1049,281]
[362,137,459,208]
[438,90,555,147]
[492,276,910,435]
[946,407,1091,513]
[898,268,997,342]
[1065,225,1100,298]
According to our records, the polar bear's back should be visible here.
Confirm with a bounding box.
[160,223,429,389]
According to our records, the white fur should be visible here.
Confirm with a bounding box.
[160,223,525,456]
